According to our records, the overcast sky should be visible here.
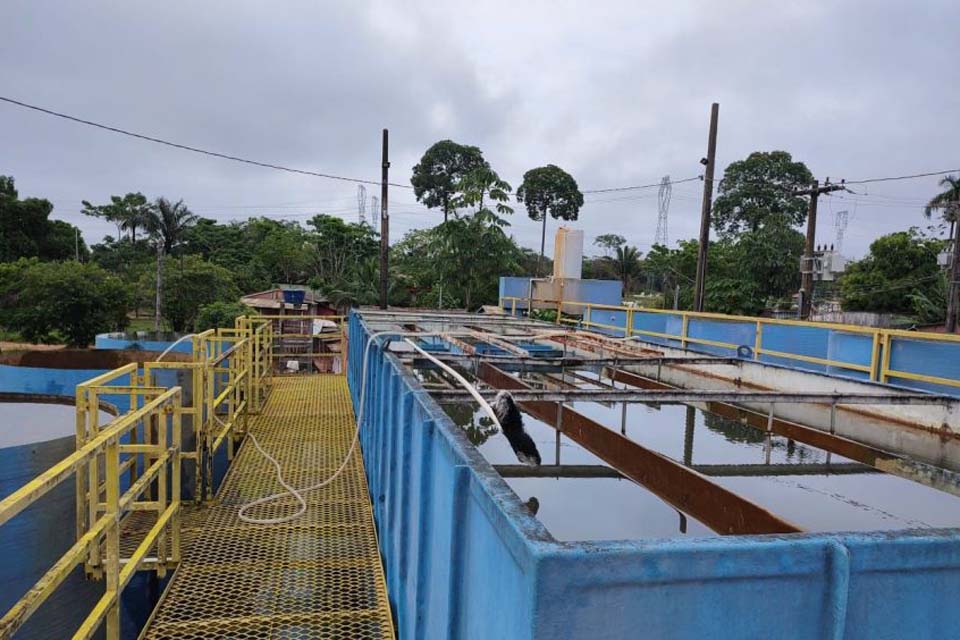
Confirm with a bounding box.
[2,0,958,259]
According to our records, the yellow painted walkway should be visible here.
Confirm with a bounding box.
[143,375,395,639]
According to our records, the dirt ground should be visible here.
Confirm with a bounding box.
[0,341,65,352]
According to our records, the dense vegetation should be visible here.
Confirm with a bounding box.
[0,150,952,346]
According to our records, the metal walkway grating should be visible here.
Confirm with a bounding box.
[143,375,395,640]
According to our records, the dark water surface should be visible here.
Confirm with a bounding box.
[439,370,960,541]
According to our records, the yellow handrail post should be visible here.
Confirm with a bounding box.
[626,306,634,338]
[86,388,101,576]
[156,404,169,578]
[104,434,120,639]
[204,346,215,501]
[681,313,689,350]
[754,321,763,361]
[171,399,182,566]
[74,387,88,558]
[870,331,882,382]
[880,332,893,384]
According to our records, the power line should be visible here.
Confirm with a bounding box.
[6,95,959,208]
[0,95,414,189]
[843,169,960,186]
[582,175,701,195]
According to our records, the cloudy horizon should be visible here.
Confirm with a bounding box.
[2,0,958,260]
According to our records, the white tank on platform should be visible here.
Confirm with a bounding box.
[553,227,583,280]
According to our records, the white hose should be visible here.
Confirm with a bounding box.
[403,339,502,428]
[236,328,565,525]
[156,333,197,361]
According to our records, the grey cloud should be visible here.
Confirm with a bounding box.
[1,0,957,259]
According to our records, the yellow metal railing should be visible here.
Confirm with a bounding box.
[0,314,281,640]
[254,313,348,375]
[0,383,183,639]
[501,296,960,389]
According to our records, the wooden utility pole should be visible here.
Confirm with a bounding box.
[379,129,390,310]
[693,102,719,312]
[946,204,960,333]
[796,179,845,320]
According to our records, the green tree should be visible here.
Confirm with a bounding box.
[840,230,943,313]
[712,151,814,236]
[147,198,198,254]
[306,214,379,287]
[594,234,626,256]
[455,166,513,216]
[195,301,250,331]
[0,259,129,346]
[254,222,312,284]
[909,272,949,324]
[433,210,522,309]
[703,277,765,316]
[411,140,488,222]
[81,192,152,243]
[734,217,805,300]
[516,165,584,277]
[1,176,87,261]
[924,174,960,238]
[144,256,239,332]
[43,220,90,261]
[611,245,643,293]
[144,198,198,330]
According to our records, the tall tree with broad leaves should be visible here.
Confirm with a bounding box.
[411,140,488,222]
[455,166,513,216]
[594,234,626,256]
[1,176,87,261]
[839,230,943,313]
[711,151,814,237]
[144,198,198,331]
[516,164,584,277]
[81,192,152,243]
[924,175,960,239]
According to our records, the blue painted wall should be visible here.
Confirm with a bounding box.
[349,310,960,639]
[527,306,960,396]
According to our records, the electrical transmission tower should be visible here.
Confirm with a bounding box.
[357,184,367,224]
[834,210,848,253]
[370,196,379,223]
[655,175,672,246]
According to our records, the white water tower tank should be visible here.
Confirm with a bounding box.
[553,227,583,280]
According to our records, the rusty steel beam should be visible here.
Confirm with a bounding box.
[430,387,950,406]
[476,363,802,535]
[607,367,960,497]
[494,462,877,479]
[400,355,739,369]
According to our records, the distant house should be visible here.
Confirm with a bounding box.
[239,285,337,316]
[240,286,342,373]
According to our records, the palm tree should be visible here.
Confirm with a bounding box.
[924,175,960,239]
[149,198,199,253]
[145,198,198,331]
[612,245,643,293]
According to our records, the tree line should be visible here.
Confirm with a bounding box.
[1,144,955,347]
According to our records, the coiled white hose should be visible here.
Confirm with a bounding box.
[237,328,566,525]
